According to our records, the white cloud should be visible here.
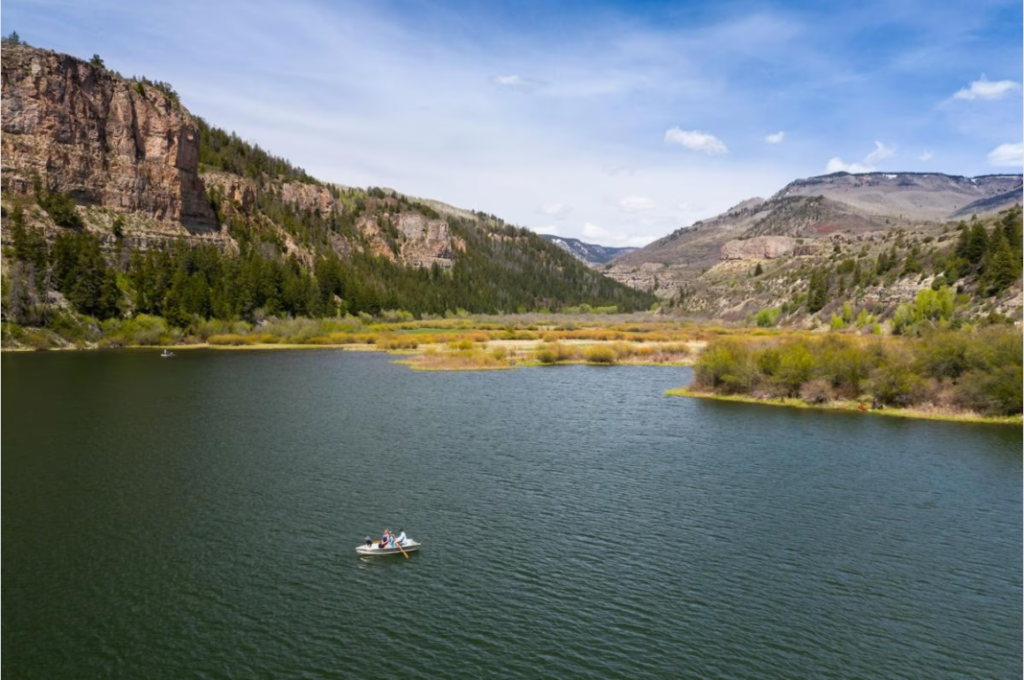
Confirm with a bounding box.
[765,131,785,144]
[864,141,895,164]
[987,142,1023,167]
[538,202,571,219]
[582,222,611,240]
[532,224,561,236]
[491,74,544,92]
[826,158,874,173]
[664,127,728,155]
[825,141,894,174]
[619,196,655,211]
[953,75,1021,101]
[579,221,657,247]
[919,151,934,161]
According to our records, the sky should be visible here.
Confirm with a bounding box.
[4,0,1023,247]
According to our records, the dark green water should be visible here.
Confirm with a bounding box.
[2,350,1021,679]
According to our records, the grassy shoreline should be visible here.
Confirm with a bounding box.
[665,388,1023,426]
[6,331,1017,426]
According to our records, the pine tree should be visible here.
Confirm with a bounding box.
[965,222,989,265]
[807,269,830,313]
[981,234,1021,297]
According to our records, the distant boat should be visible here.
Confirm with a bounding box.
[160,349,175,358]
[356,536,420,557]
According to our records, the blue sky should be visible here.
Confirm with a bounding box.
[5,0,1022,246]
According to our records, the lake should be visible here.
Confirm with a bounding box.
[2,350,1021,679]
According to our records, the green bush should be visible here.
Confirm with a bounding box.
[755,307,780,327]
[693,338,758,394]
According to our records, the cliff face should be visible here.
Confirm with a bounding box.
[0,45,462,268]
[1,45,217,231]
[720,235,795,260]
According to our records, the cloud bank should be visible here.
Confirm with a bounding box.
[953,76,1020,101]
[987,142,1023,167]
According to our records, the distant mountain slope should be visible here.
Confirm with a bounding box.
[540,235,637,266]
[608,171,1022,293]
[0,43,655,327]
[778,172,1022,221]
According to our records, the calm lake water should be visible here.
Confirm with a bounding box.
[2,350,1021,679]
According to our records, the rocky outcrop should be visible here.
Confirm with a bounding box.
[395,212,459,269]
[1,45,217,231]
[720,236,796,260]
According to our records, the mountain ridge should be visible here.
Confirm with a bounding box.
[539,234,638,266]
[0,42,655,329]
[611,170,1021,277]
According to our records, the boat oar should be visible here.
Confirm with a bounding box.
[394,539,409,558]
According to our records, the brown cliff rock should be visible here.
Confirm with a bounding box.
[1,45,217,231]
[720,236,796,260]
[395,212,457,269]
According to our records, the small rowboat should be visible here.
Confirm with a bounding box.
[356,538,421,557]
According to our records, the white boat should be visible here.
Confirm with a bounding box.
[356,538,421,557]
[160,349,175,358]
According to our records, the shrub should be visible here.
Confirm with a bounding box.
[693,338,758,393]
[208,333,248,346]
[535,342,578,364]
[800,379,834,404]
[871,356,924,407]
[954,366,1022,415]
[38,189,84,229]
[773,340,817,396]
[378,335,420,350]
[583,345,617,364]
[114,314,169,345]
[755,307,780,327]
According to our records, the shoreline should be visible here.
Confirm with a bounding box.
[665,388,1023,427]
[5,341,1017,426]
[2,340,697,368]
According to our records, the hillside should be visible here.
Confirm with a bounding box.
[0,43,654,341]
[779,172,1022,220]
[540,234,637,266]
[606,171,1022,326]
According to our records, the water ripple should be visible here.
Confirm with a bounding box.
[1,353,1021,679]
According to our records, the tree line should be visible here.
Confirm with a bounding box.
[3,187,654,332]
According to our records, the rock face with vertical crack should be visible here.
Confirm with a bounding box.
[1,44,217,231]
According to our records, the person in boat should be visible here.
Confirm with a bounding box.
[395,530,408,547]
[378,529,391,549]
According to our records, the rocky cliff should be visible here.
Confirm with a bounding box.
[0,45,465,270]
[720,235,795,260]
[1,45,217,231]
